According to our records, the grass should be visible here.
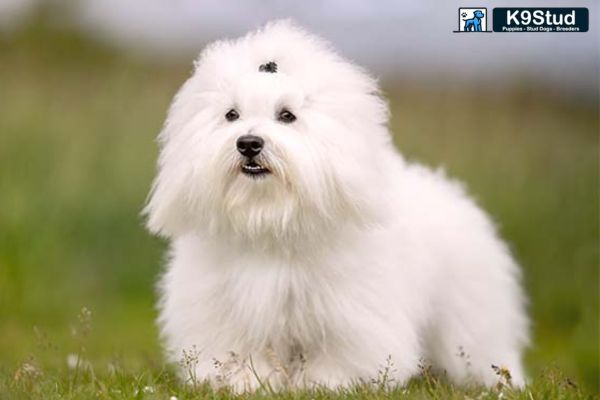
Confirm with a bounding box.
[0,19,598,399]
[0,308,594,400]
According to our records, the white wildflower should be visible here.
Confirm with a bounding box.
[66,354,79,370]
[143,385,155,393]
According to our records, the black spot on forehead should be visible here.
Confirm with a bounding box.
[259,61,278,73]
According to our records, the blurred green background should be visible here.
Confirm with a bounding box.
[0,14,598,393]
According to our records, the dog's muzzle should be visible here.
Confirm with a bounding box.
[236,135,270,177]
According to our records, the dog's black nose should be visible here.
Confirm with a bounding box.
[236,135,264,158]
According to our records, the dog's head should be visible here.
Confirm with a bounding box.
[473,10,485,18]
[145,20,393,245]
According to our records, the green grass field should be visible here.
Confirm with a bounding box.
[0,23,598,399]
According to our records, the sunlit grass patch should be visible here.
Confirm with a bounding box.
[1,308,595,400]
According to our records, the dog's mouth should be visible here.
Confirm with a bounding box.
[241,159,270,178]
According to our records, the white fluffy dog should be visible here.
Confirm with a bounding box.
[145,20,528,392]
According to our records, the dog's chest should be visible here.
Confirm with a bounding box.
[213,256,339,351]
[171,235,371,359]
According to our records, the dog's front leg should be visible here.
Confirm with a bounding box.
[185,350,289,394]
[298,315,421,389]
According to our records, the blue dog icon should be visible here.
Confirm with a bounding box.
[463,10,485,31]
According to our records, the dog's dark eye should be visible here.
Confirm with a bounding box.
[225,109,239,122]
[277,109,296,123]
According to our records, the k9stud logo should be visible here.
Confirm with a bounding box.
[454,7,589,33]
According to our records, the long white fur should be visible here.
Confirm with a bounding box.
[145,20,528,392]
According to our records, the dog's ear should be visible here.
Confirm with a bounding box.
[143,78,200,237]
[143,142,192,238]
[143,149,192,237]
